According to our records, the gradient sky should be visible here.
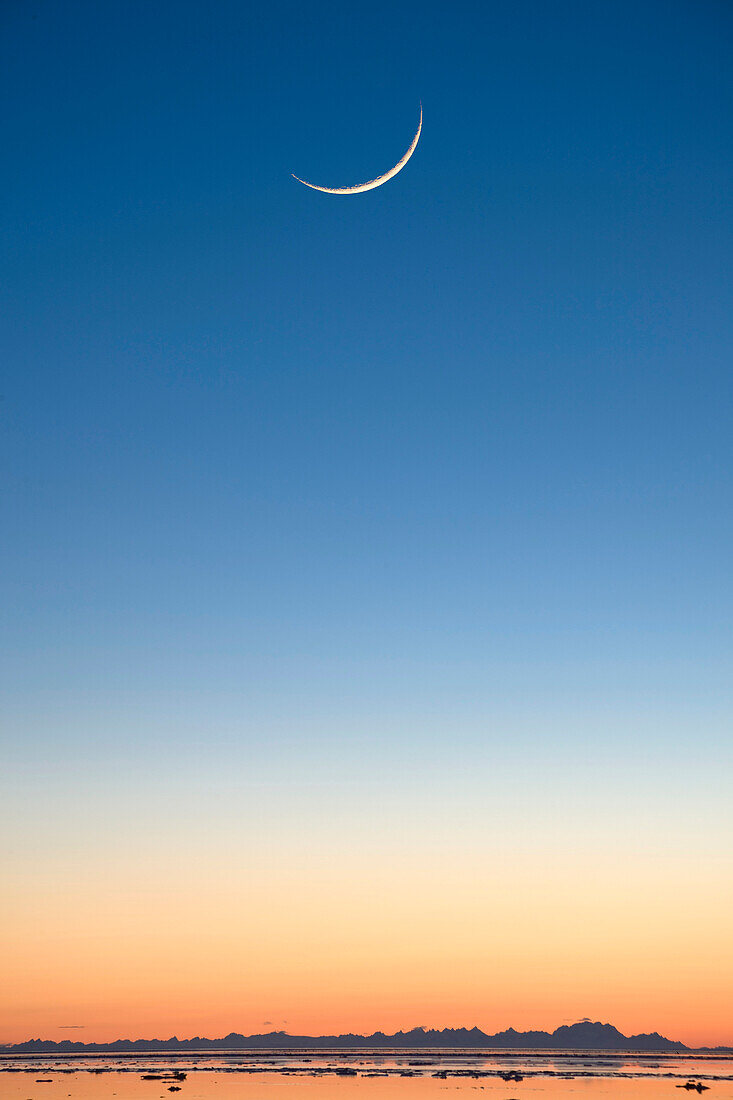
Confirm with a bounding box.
[2,0,732,1048]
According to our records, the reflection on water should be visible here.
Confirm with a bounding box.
[1,1053,732,1100]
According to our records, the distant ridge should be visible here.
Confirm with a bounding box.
[4,1020,692,1053]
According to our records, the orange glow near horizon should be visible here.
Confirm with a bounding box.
[3,834,732,1048]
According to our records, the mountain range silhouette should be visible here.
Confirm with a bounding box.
[5,1020,700,1052]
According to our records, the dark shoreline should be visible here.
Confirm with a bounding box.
[4,1048,732,1057]
[2,1049,733,1081]
[3,1050,733,1058]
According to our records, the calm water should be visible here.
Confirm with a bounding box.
[2,1051,732,1100]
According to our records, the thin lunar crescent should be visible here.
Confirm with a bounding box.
[292,103,422,194]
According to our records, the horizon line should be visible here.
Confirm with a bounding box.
[8,1019,727,1052]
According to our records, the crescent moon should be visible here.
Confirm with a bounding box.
[292,103,422,194]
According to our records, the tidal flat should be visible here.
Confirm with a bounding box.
[2,1053,733,1100]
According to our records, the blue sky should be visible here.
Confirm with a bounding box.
[2,0,733,910]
